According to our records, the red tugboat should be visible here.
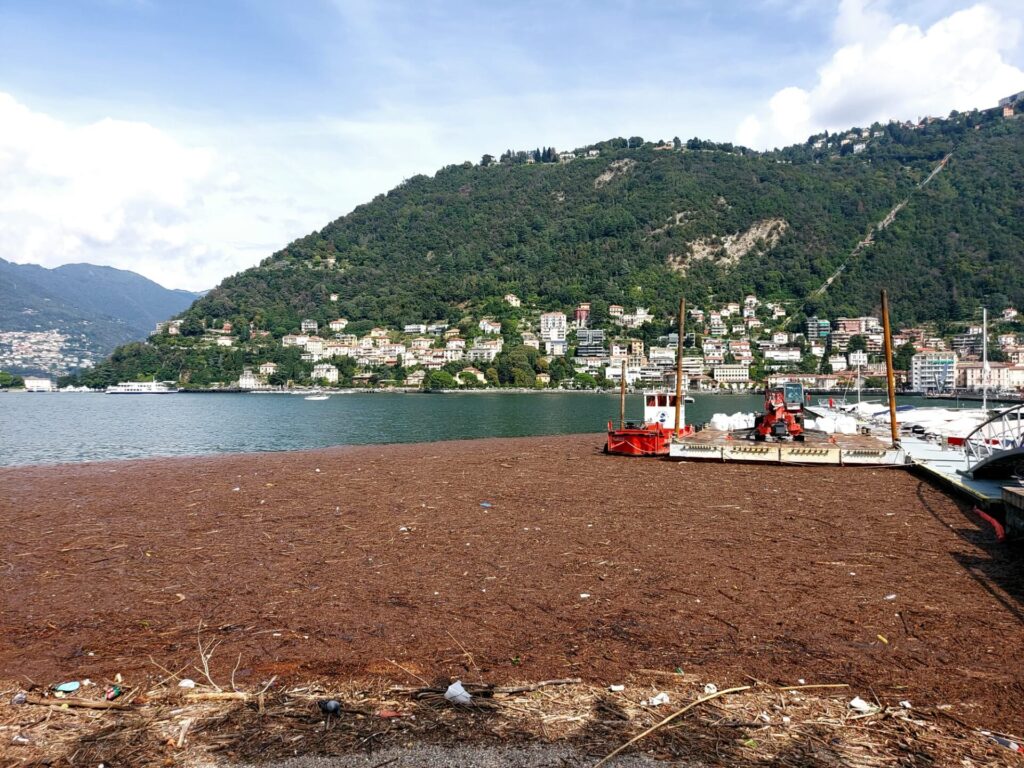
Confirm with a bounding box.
[606,391,694,456]
[605,296,693,456]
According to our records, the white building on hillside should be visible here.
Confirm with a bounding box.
[311,363,339,384]
[539,312,567,341]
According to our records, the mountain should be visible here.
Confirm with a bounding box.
[72,105,1024,387]
[0,258,201,374]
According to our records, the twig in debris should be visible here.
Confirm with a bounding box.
[176,718,192,748]
[386,658,430,686]
[593,685,751,768]
[256,675,278,696]
[776,683,850,691]
[230,652,242,692]
[636,668,686,679]
[195,619,224,691]
[494,678,582,694]
[149,656,191,689]
[183,691,250,701]
[446,629,479,672]
[24,694,129,711]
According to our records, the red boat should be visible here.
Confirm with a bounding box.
[606,391,693,456]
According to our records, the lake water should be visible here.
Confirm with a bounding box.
[0,390,969,467]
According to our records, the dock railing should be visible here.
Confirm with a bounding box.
[962,404,1024,466]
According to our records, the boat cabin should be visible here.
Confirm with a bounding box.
[643,392,687,429]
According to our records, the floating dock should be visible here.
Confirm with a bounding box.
[669,430,906,466]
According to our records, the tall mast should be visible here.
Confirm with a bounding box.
[881,290,899,447]
[674,297,685,438]
[619,359,627,429]
[982,306,988,411]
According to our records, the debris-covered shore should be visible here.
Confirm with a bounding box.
[1,435,1022,765]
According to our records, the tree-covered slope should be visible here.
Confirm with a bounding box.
[186,108,1021,336]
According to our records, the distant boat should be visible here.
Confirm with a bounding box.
[105,381,178,394]
[304,394,330,401]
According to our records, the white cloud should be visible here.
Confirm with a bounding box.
[736,2,1024,149]
[0,92,352,291]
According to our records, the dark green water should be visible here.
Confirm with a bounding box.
[0,391,961,466]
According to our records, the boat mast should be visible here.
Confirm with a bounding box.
[982,306,988,411]
[881,289,899,447]
[674,297,685,439]
[619,359,627,429]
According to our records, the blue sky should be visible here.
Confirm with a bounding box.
[1,0,1023,289]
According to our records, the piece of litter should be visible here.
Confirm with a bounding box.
[479,501,492,508]
[759,712,771,723]
[399,526,408,532]
[11,692,26,705]
[231,487,240,492]
[782,715,791,724]
[798,678,806,685]
[11,734,30,746]
[579,593,591,599]
[444,680,473,705]
[899,700,912,709]
[703,683,718,695]
[609,684,625,692]
[178,678,196,689]
[318,700,341,716]
[849,696,876,714]
[644,692,670,706]
[984,733,1024,753]
[53,681,80,693]
[884,594,897,601]
[877,634,888,644]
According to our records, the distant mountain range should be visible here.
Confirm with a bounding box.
[0,258,201,375]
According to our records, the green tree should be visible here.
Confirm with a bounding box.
[0,371,24,388]
[847,335,868,353]
[893,342,916,370]
[423,370,457,391]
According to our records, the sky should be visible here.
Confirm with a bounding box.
[1,0,1023,291]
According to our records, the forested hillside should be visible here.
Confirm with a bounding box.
[74,106,1024,386]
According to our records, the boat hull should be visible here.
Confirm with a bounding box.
[605,423,693,457]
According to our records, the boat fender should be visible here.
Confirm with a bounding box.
[972,506,1006,542]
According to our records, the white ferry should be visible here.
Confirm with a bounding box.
[105,381,179,394]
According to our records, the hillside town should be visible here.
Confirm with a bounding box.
[134,292,1024,395]
[0,330,97,377]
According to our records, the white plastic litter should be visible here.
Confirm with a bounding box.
[884,594,897,601]
[579,593,591,599]
[644,692,670,706]
[609,684,625,692]
[444,680,473,705]
[899,700,912,709]
[703,683,718,695]
[849,696,876,714]
[178,678,196,689]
